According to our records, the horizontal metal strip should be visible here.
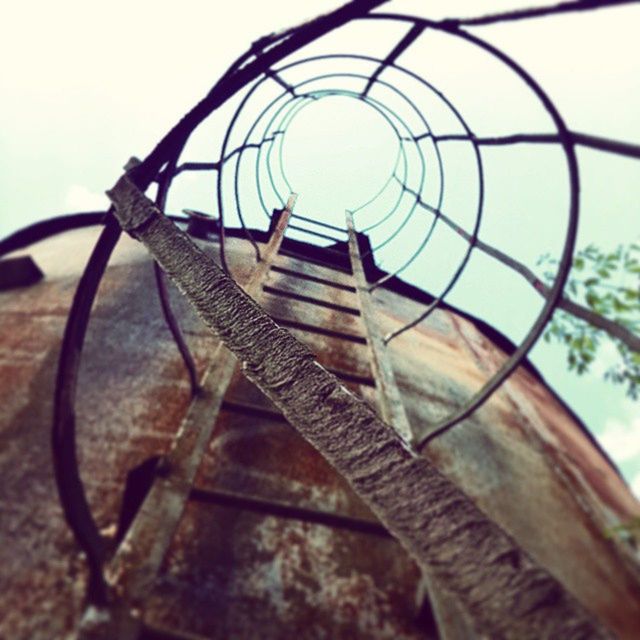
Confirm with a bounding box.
[278,248,352,274]
[263,284,361,316]
[271,315,367,344]
[290,212,348,234]
[189,487,391,538]
[270,264,357,292]
[287,223,344,243]
[326,366,376,387]
[221,399,288,423]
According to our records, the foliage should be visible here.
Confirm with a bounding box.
[605,516,640,548]
[538,240,640,399]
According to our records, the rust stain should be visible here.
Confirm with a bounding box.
[2,227,640,638]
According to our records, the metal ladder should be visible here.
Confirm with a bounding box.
[77,198,436,640]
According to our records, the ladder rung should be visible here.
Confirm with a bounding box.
[189,487,391,538]
[270,265,357,293]
[271,316,367,344]
[290,212,348,235]
[278,248,352,274]
[221,399,288,423]
[326,367,376,388]
[287,223,344,244]
[263,285,361,316]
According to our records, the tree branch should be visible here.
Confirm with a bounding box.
[439,213,640,353]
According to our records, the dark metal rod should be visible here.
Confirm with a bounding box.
[270,264,357,292]
[326,366,376,387]
[409,21,580,447]
[573,130,640,159]
[291,212,348,234]
[278,247,352,273]
[263,284,361,315]
[271,315,367,344]
[221,399,288,423]
[153,153,201,397]
[288,223,344,243]
[153,264,200,395]
[439,0,638,28]
[173,161,219,176]
[435,210,640,353]
[432,131,640,159]
[361,21,425,97]
[265,67,297,96]
[189,487,392,538]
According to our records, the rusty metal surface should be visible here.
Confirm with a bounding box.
[347,212,477,640]
[0,225,429,639]
[0,228,193,639]
[76,196,300,639]
[102,185,612,638]
[346,210,413,445]
[2,222,640,638]
[146,506,426,640]
[145,367,427,639]
[376,287,640,638]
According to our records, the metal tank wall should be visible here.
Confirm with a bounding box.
[1,225,426,640]
[376,283,640,637]
[1,222,639,638]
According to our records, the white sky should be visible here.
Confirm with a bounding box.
[1,0,639,493]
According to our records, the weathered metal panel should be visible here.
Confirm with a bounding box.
[102,185,610,639]
[0,228,428,639]
[1,225,639,638]
[376,286,640,638]
[146,504,425,639]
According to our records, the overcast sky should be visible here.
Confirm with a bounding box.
[1,0,639,494]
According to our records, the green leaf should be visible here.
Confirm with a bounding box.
[586,292,599,309]
[537,237,640,398]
